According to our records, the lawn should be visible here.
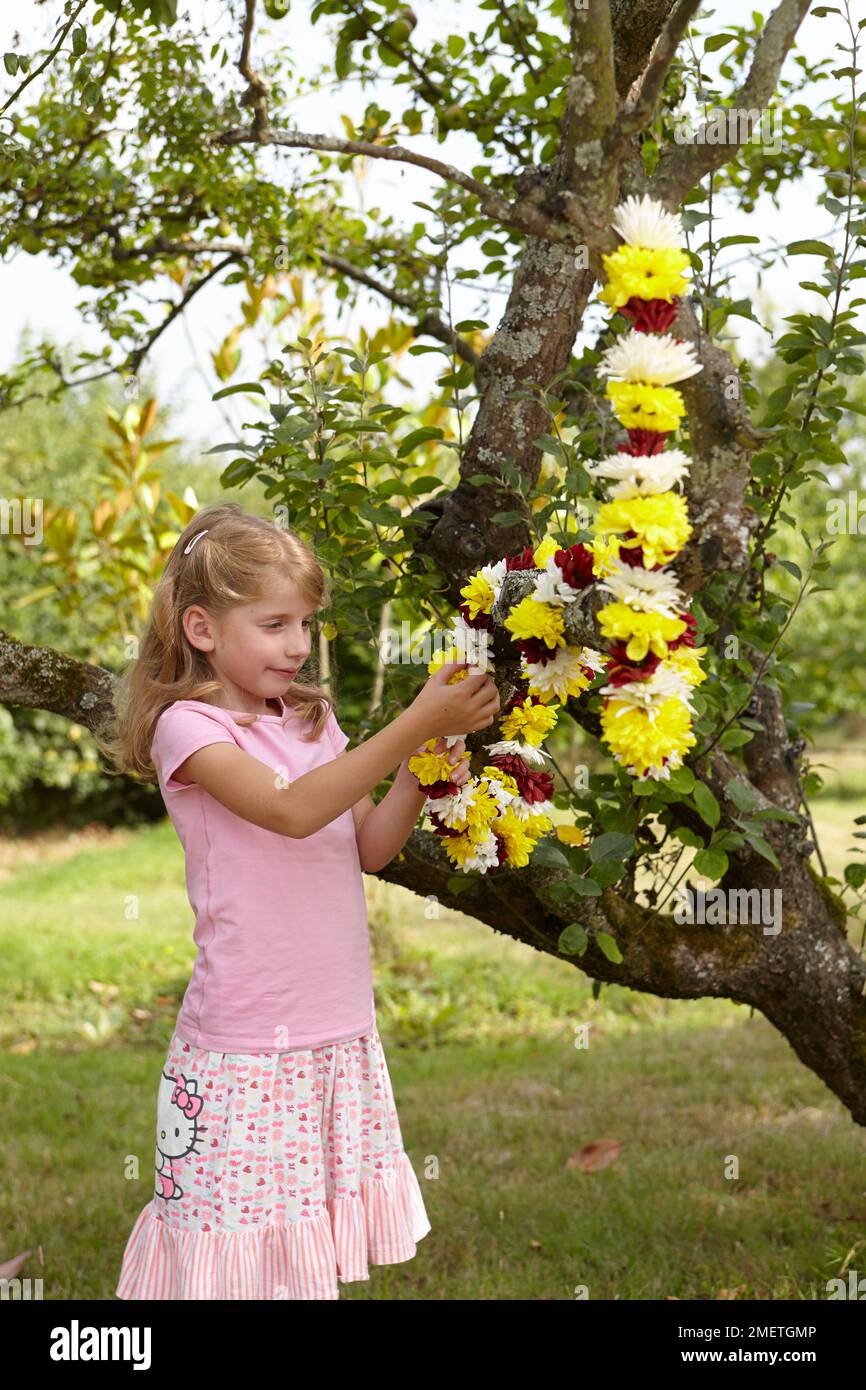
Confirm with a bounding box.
[1,751,865,1300]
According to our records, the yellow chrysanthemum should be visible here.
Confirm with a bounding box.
[605,381,686,433]
[500,698,559,747]
[442,832,483,868]
[661,646,708,687]
[521,810,554,838]
[492,809,539,868]
[503,595,565,649]
[591,533,622,578]
[460,571,495,619]
[427,645,469,678]
[599,244,691,307]
[556,824,587,847]
[597,603,687,661]
[533,536,563,568]
[441,783,500,839]
[600,695,696,778]
[596,492,692,567]
[407,742,460,786]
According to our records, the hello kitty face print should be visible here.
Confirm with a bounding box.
[154,1070,207,1202]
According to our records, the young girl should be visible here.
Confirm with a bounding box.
[102,501,500,1300]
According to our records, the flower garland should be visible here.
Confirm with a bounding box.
[408,195,709,875]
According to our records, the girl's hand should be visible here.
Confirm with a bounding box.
[408,661,500,739]
[401,736,471,788]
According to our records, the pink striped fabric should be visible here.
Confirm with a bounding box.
[115,1022,431,1300]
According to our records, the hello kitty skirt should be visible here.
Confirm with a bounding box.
[115,1019,431,1300]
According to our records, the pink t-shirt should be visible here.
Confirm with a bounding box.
[149,695,374,1053]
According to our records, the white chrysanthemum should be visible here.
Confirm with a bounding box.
[522,643,602,702]
[602,664,695,715]
[532,554,585,607]
[581,647,608,674]
[454,831,503,873]
[446,613,494,670]
[598,560,684,616]
[478,557,508,606]
[597,331,702,386]
[480,771,521,811]
[612,194,685,250]
[485,738,551,768]
[586,448,691,498]
[509,796,556,822]
[425,780,480,828]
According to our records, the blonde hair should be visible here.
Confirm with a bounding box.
[98,502,337,783]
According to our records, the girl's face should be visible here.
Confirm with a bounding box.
[183,578,318,708]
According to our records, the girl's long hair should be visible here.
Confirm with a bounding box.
[97,503,337,783]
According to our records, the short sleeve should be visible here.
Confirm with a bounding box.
[325,708,350,757]
[152,703,238,792]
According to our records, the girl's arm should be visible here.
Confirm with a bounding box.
[350,737,470,874]
[169,666,499,839]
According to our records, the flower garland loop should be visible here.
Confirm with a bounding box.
[408,195,709,875]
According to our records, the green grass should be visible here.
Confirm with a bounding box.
[2,784,865,1300]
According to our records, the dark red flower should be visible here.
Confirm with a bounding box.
[505,546,536,572]
[620,297,679,333]
[516,635,558,666]
[553,542,595,590]
[604,641,661,686]
[458,600,494,632]
[619,430,667,456]
[424,779,463,800]
[668,612,697,649]
[487,753,555,804]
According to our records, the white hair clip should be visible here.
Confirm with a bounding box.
[183,529,209,554]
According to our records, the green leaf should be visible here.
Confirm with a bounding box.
[590,859,626,888]
[571,875,603,897]
[72,25,87,54]
[703,32,736,50]
[673,826,705,849]
[397,427,444,457]
[844,863,866,890]
[717,234,761,249]
[666,766,695,794]
[720,728,754,751]
[594,931,623,964]
[786,240,835,258]
[219,458,257,486]
[589,831,635,863]
[692,782,721,829]
[446,874,476,895]
[744,832,781,871]
[3,52,18,76]
[558,923,588,956]
[693,847,729,880]
[529,839,570,869]
[212,382,266,400]
[726,778,759,812]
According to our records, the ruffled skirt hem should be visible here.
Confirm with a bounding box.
[116,1151,431,1300]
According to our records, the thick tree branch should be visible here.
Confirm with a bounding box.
[607,0,703,149]
[237,0,272,140]
[652,0,813,206]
